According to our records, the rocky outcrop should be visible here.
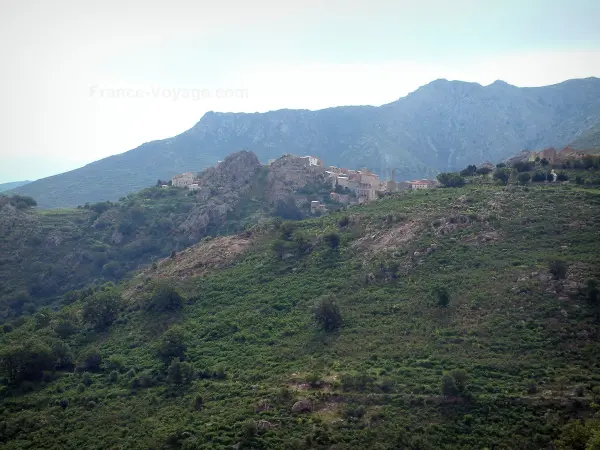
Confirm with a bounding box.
[266,155,329,204]
[291,399,312,413]
[178,151,261,238]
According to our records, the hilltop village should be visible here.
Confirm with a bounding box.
[171,154,438,214]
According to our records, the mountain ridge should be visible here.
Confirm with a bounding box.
[11,77,600,208]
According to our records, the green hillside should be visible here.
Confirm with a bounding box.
[1,183,600,449]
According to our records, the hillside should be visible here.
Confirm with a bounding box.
[10,77,600,209]
[570,121,600,150]
[0,180,30,192]
[0,151,338,324]
[1,182,600,449]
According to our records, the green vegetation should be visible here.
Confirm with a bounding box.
[1,181,600,449]
[437,172,466,187]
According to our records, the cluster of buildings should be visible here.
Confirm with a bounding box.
[516,146,587,165]
[171,154,438,209]
[171,172,201,190]
[324,164,437,205]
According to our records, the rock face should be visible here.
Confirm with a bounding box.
[178,151,261,238]
[266,155,329,204]
[11,78,600,209]
[291,399,312,413]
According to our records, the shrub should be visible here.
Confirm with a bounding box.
[437,172,465,188]
[78,348,103,372]
[82,372,92,386]
[109,370,119,383]
[338,216,350,228]
[441,374,458,395]
[459,165,477,177]
[433,286,451,307]
[513,161,535,172]
[549,260,567,280]
[494,168,511,185]
[323,232,340,249]
[314,296,342,332]
[557,172,569,181]
[532,172,547,182]
[0,339,55,384]
[82,290,121,331]
[52,341,73,370]
[156,326,187,365]
[476,166,492,175]
[518,172,531,185]
[105,355,125,371]
[194,395,204,410]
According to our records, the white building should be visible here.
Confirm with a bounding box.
[301,156,324,167]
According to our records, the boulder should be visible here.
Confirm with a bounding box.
[291,399,312,413]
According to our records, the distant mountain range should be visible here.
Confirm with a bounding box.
[0,180,30,192]
[10,77,600,208]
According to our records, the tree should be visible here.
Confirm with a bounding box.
[460,165,477,177]
[437,172,465,188]
[549,260,567,280]
[518,172,531,185]
[441,370,469,396]
[532,172,547,182]
[8,195,37,209]
[78,348,103,372]
[494,168,511,185]
[156,326,187,365]
[540,158,549,166]
[82,290,120,331]
[314,296,342,332]
[433,286,451,307]
[0,339,55,384]
[324,232,340,249]
[476,166,492,175]
[146,281,184,312]
[441,374,458,395]
[167,358,195,385]
[271,239,286,259]
[557,172,569,181]
[513,161,534,172]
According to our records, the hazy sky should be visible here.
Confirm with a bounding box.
[1,0,599,183]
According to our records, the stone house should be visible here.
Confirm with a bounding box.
[409,179,435,190]
[330,192,350,204]
[172,172,196,187]
[356,183,377,203]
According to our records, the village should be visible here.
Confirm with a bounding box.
[170,153,439,214]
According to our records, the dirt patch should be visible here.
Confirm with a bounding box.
[147,233,253,280]
[353,220,423,254]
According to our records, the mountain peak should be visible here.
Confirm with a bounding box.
[489,80,513,88]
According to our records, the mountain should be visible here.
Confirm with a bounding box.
[569,121,600,150]
[0,180,30,192]
[1,182,600,448]
[11,77,600,208]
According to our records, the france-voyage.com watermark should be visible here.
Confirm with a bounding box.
[89,85,249,101]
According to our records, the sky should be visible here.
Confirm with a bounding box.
[1,0,599,183]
